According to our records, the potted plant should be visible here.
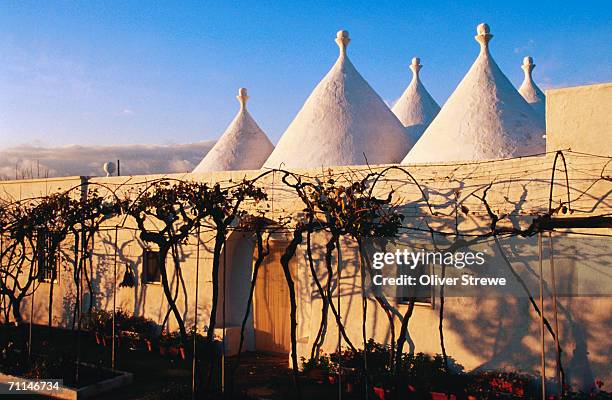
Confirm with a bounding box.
[372,372,394,400]
[83,309,112,346]
[301,352,332,384]
[159,331,182,358]
[119,314,157,350]
[143,336,154,352]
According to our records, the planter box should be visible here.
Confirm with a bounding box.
[0,364,133,400]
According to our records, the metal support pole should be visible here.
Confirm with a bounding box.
[0,237,3,324]
[221,236,226,394]
[112,226,118,369]
[29,258,35,358]
[549,232,562,396]
[337,238,342,400]
[192,226,201,399]
[358,240,369,400]
[538,233,546,399]
[76,227,85,384]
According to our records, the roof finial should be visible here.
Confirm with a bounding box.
[410,57,422,81]
[475,23,493,52]
[521,56,535,81]
[237,87,249,110]
[335,30,350,56]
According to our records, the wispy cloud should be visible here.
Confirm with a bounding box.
[514,39,536,54]
[0,141,215,180]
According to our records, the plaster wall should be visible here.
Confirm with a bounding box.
[546,83,612,155]
[1,83,610,389]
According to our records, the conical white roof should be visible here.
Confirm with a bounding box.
[193,88,274,173]
[403,24,545,164]
[391,57,440,142]
[518,56,546,124]
[263,31,412,169]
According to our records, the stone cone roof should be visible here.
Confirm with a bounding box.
[403,23,545,164]
[518,56,546,125]
[392,57,440,143]
[193,88,274,172]
[264,30,412,169]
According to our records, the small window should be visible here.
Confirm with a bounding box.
[37,232,58,283]
[396,263,433,306]
[143,250,161,284]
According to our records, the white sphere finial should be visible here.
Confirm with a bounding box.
[335,30,350,55]
[237,87,249,110]
[409,57,422,80]
[477,23,490,35]
[103,161,116,177]
[521,56,536,80]
[475,22,493,50]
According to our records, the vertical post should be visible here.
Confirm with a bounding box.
[0,237,3,323]
[221,236,226,394]
[112,226,118,369]
[538,232,546,399]
[29,254,36,358]
[358,239,369,400]
[75,226,85,384]
[76,176,88,384]
[548,232,562,396]
[336,238,342,400]
[117,160,121,177]
[192,226,201,399]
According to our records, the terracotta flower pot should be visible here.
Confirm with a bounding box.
[430,392,456,400]
[159,345,168,356]
[168,345,179,357]
[328,374,337,385]
[373,386,387,400]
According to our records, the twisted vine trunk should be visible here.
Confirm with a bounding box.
[71,231,80,330]
[438,263,449,372]
[0,242,30,324]
[84,230,95,314]
[161,242,184,332]
[307,229,331,359]
[158,244,188,342]
[322,235,356,351]
[280,228,303,400]
[46,240,61,332]
[205,227,226,393]
[395,297,415,374]
[361,244,396,366]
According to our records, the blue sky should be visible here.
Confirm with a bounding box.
[1,1,610,148]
